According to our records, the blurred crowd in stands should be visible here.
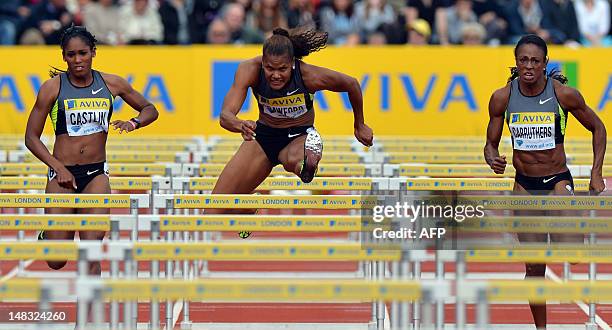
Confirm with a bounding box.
[0,0,610,46]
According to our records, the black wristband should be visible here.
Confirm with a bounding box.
[130,117,141,129]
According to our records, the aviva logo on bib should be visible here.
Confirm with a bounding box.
[511,112,554,124]
[64,98,110,111]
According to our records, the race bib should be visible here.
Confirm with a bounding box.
[63,98,110,136]
[509,112,555,151]
[259,94,308,119]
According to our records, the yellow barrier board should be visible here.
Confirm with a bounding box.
[459,217,612,234]
[0,163,47,175]
[0,242,77,261]
[133,242,400,261]
[404,178,589,191]
[399,164,515,177]
[0,193,134,208]
[110,136,201,143]
[172,194,378,209]
[0,214,110,230]
[106,152,179,163]
[186,177,374,191]
[108,164,167,176]
[159,215,386,231]
[454,195,612,210]
[0,279,41,300]
[0,163,168,176]
[205,152,362,164]
[467,249,612,263]
[2,47,612,136]
[387,152,487,164]
[0,142,22,151]
[105,144,191,152]
[0,177,46,189]
[109,177,153,190]
[198,164,368,176]
[488,280,612,303]
[15,152,181,163]
[208,143,355,152]
[103,279,420,302]
[0,177,153,190]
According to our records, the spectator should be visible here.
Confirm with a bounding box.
[0,1,21,44]
[118,0,163,44]
[505,0,549,43]
[286,0,315,28]
[460,21,485,44]
[319,0,360,44]
[250,0,288,37]
[574,0,611,46]
[540,0,580,45]
[206,17,231,43]
[407,17,430,44]
[472,0,507,44]
[83,0,122,44]
[19,26,46,43]
[367,30,387,44]
[404,0,451,44]
[66,0,90,25]
[188,0,224,43]
[221,2,264,43]
[159,0,191,44]
[444,0,477,44]
[20,0,73,44]
[354,0,395,38]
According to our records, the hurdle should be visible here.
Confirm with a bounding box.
[385,164,612,178]
[8,151,191,163]
[0,163,181,176]
[193,151,376,164]
[375,191,612,330]
[183,163,383,177]
[0,277,429,330]
[151,193,384,329]
[0,193,149,330]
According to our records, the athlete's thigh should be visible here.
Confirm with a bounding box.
[76,174,110,240]
[278,136,307,173]
[44,177,77,239]
[550,179,583,243]
[513,181,547,243]
[212,140,274,194]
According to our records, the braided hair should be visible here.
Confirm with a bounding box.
[507,34,568,85]
[50,26,98,78]
[263,26,328,60]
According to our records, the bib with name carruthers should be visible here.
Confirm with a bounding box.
[506,77,567,151]
[51,70,114,136]
[253,60,313,119]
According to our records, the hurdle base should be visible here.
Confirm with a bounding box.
[585,322,598,330]
[180,320,193,330]
[368,321,377,330]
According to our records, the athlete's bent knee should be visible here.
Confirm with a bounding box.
[525,263,546,277]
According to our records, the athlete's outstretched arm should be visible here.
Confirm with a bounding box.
[104,74,159,134]
[556,84,607,193]
[484,87,509,174]
[24,77,77,189]
[301,62,373,147]
[219,60,259,140]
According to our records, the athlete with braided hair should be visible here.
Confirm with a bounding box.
[484,34,606,329]
[213,26,373,238]
[25,26,159,274]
